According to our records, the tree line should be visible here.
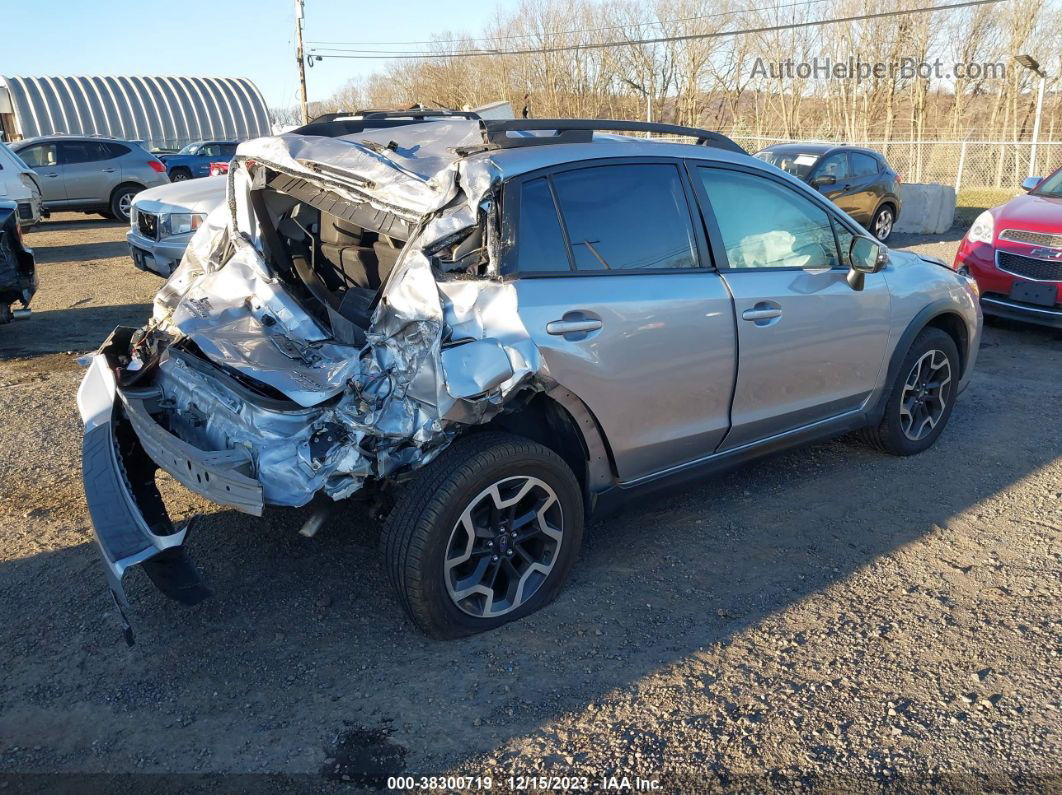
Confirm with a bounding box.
[278,0,1061,143]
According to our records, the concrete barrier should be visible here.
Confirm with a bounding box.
[895,183,956,234]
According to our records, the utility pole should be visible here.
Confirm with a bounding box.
[1015,54,1047,178]
[294,0,309,124]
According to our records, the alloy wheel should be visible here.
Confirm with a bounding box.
[899,349,952,441]
[444,475,563,618]
[118,192,134,219]
[875,208,893,240]
[171,172,189,182]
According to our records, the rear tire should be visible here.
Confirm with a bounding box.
[861,327,959,455]
[381,432,583,639]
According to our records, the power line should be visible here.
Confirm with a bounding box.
[307,0,1005,61]
[306,0,832,50]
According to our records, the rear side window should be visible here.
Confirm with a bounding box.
[105,142,131,158]
[851,152,880,177]
[815,152,850,180]
[60,141,114,164]
[550,164,697,271]
[515,177,571,273]
[17,144,57,168]
[699,168,841,269]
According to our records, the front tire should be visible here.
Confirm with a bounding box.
[861,327,959,456]
[169,168,192,182]
[381,432,584,639]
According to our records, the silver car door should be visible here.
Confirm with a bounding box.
[693,164,891,450]
[506,161,737,481]
[17,143,65,203]
[59,141,120,204]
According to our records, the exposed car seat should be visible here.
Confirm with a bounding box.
[319,213,401,290]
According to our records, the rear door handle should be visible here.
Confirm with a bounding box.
[42,173,59,178]
[546,319,602,335]
[742,305,782,322]
[102,168,117,173]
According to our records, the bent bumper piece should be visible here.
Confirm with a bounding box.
[80,344,252,640]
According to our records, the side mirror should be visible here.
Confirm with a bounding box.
[847,236,888,290]
[811,174,836,188]
[1022,176,1042,192]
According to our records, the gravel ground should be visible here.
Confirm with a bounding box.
[0,215,1059,792]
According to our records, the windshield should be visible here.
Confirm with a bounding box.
[177,143,199,155]
[1032,169,1062,197]
[755,150,822,179]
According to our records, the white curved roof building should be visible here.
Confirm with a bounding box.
[0,75,272,149]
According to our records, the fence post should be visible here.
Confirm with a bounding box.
[955,140,967,195]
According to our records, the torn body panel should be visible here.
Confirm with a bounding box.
[79,121,547,610]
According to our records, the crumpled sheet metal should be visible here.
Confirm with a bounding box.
[144,122,542,503]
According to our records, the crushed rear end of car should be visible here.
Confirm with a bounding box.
[77,120,546,639]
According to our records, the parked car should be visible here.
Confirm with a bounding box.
[78,117,981,643]
[952,168,1062,328]
[0,201,36,323]
[208,161,230,177]
[159,141,237,182]
[128,176,226,277]
[755,143,902,241]
[0,141,43,227]
[12,136,169,221]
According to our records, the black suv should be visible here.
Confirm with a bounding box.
[755,143,902,241]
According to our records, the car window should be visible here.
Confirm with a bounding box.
[18,144,58,168]
[514,177,572,273]
[816,153,850,180]
[221,144,237,157]
[60,141,114,165]
[850,152,880,177]
[199,144,222,157]
[550,164,698,271]
[105,142,131,158]
[698,168,842,269]
[755,150,821,180]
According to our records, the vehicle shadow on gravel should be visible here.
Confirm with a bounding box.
[32,239,131,264]
[1,325,1058,782]
[0,304,151,359]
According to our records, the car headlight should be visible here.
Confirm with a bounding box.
[160,212,206,237]
[966,210,994,245]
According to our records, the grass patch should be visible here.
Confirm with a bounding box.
[955,187,1020,226]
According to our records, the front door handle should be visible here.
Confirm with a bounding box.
[102,168,117,173]
[742,307,782,321]
[42,172,59,178]
[546,319,602,335]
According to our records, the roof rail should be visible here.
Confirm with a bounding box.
[479,119,746,154]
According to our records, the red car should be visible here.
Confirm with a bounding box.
[208,161,229,176]
[953,168,1062,328]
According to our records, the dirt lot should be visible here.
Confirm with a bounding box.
[0,215,1059,792]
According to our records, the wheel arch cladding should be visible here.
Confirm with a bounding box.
[925,311,970,378]
[478,388,615,500]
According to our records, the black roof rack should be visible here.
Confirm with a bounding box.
[479,119,746,154]
[293,109,482,139]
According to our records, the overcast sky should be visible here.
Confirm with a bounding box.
[4,0,520,109]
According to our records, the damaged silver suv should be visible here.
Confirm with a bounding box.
[79,113,982,641]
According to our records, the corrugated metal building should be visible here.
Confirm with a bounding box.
[0,75,272,150]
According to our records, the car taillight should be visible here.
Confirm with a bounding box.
[209,161,229,176]
[148,159,166,173]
